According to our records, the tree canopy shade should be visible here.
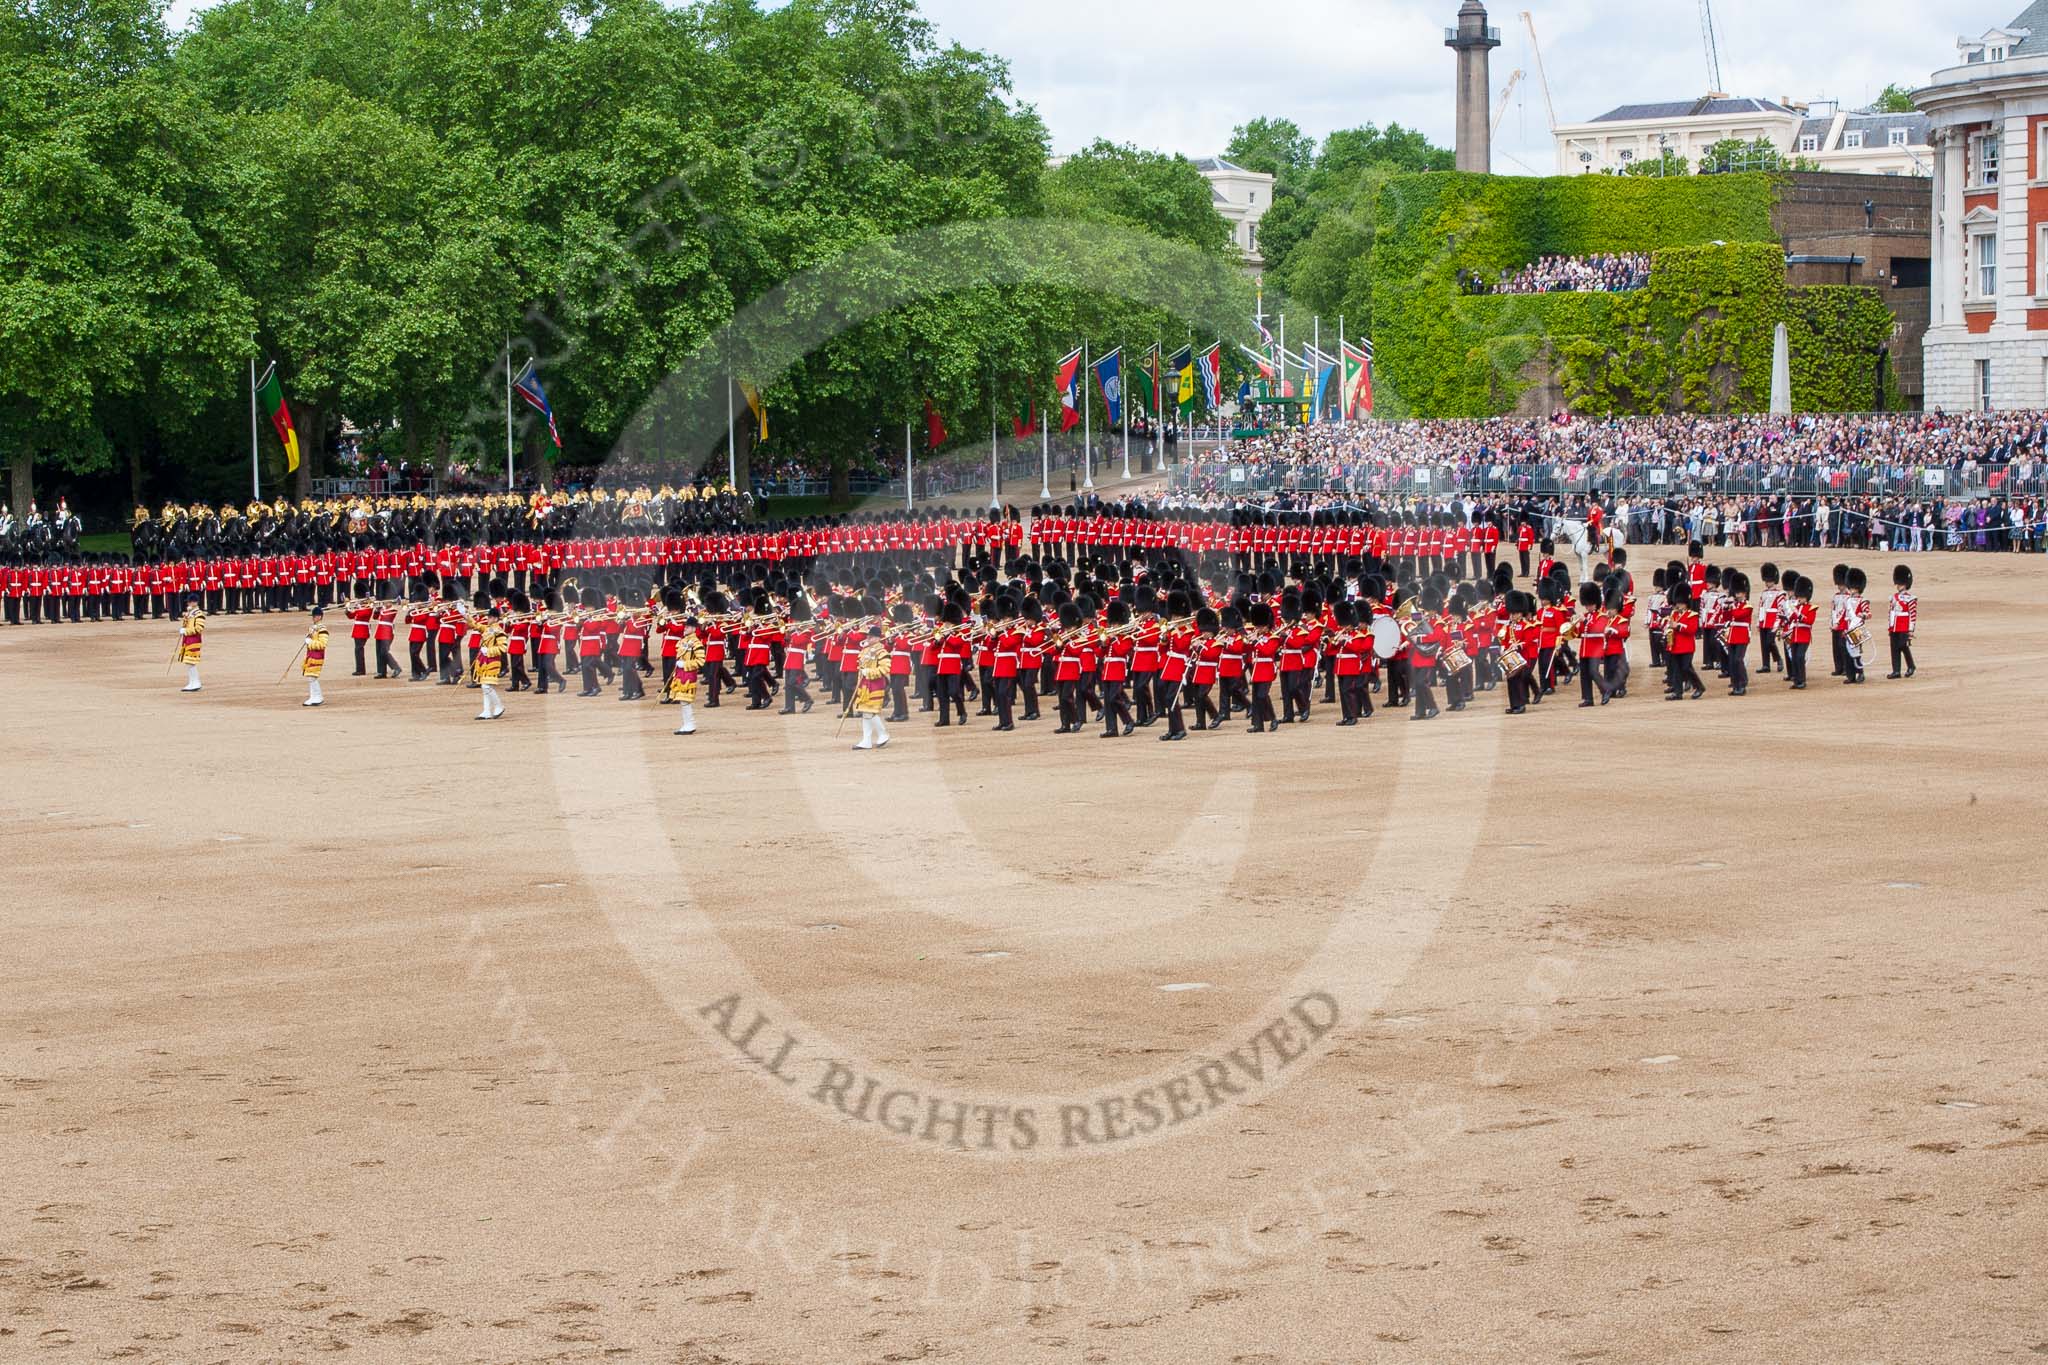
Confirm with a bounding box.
[4,0,1250,509]
[1870,83,1917,114]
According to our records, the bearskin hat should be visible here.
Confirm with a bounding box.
[1893,564,1913,588]
[1845,567,1867,593]
[1105,600,1131,627]
[1195,605,1219,633]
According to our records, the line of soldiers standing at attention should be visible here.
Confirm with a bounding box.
[170,530,1922,741]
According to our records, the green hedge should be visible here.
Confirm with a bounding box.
[1364,171,1898,417]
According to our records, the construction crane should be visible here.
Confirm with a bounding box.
[1519,12,1559,133]
[1699,0,1725,95]
[1492,69,1525,137]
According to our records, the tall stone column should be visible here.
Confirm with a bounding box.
[1941,133,1967,327]
[1929,129,1948,329]
[1445,1,1501,174]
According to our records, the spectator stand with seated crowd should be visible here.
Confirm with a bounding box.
[1458,253,1653,297]
[1161,412,2048,553]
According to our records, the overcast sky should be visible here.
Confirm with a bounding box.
[163,0,1977,175]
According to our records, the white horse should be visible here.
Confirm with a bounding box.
[1549,515,1625,583]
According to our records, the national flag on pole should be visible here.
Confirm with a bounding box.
[1092,348,1123,427]
[1313,359,1339,420]
[1196,342,1223,412]
[1238,343,1275,381]
[925,399,948,449]
[1012,396,1038,438]
[1341,340,1374,418]
[738,380,767,441]
[1131,345,1159,414]
[513,359,560,448]
[255,362,301,474]
[1169,346,1195,414]
[1056,346,1084,432]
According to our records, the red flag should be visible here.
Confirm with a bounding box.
[925,400,947,450]
[1012,401,1038,438]
[1055,347,1083,433]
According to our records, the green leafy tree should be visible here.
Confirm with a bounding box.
[1871,83,1917,114]
[1225,116,1315,179]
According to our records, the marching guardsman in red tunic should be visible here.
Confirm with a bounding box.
[1662,580,1705,701]
[779,595,815,714]
[1245,603,1280,733]
[302,607,329,707]
[1754,562,1783,674]
[988,597,1020,732]
[1785,575,1817,689]
[1516,520,1535,577]
[886,602,914,721]
[1050,601,1084,733]
[1574,582,1611,708]
[346,597,373,675]
[1098,600,1135,738]
[1722,571,1753,697]
[1887,564,1918,679]
[1189,608,1223,732]
[373,599,401,679]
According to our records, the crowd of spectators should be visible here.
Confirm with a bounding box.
[1180,412,2048,496]
[1154,412,2048,552]
[1459,252,1653,296]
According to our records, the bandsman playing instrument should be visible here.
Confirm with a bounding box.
[1887,565,1918,680]
[1723,573,1753,697]
[302,606,329,707]
[1841,566,1872,685]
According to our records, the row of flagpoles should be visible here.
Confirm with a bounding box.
[244,315,1371,502]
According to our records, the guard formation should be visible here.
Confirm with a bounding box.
[145,502,1920,743]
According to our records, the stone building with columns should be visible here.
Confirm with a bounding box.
[1916,3,2048,410]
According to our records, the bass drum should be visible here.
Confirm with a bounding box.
[1370,615,1403,660]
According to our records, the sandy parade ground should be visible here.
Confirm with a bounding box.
[3,541,2045,1364]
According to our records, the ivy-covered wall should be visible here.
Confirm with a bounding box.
[1366,171,1899,417]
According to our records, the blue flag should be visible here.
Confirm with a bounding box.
[512,359,560,448]
[1314,363,1338,421]
[1092,348,1123,427]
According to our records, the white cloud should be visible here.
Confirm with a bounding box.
[162,0,1972,174]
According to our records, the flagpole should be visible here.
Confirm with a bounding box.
[249,357,260,501]
[1338,314,1346,421]
[1081,340,1093,492]
[1040,401,1050,500]
[1279,314,1287,429]
[1120,341,1130,481]
[504,340,514,492]
[906,421,914,512]
[1314,316,1322,423]
[1153,340,1162,472]
[989,396,1000,512]
[726,374,736,488]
